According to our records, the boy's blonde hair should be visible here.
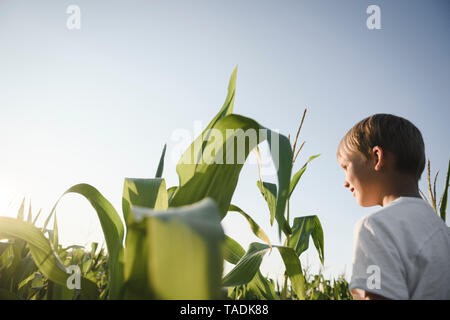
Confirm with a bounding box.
[337,114,426,182]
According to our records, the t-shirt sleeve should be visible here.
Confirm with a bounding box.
[349,217,409,299]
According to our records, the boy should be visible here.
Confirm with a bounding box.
[337,114,450,300]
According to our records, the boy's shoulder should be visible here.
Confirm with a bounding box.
[351,197,450,299]
[354,196,448,247]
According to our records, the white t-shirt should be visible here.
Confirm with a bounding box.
[350,196,450,299]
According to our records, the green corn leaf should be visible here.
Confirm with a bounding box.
[32,209,42,226]
[0,241,12,256]
[122,178,168,299]
[90,242,98,260]
[31,272,45,289]
[439,158,450,222]
[0,242,25,293]
[0,245,14,273]
[155,144,167,178]
[222,235,278,300]
[27,202,33,223]
[246,270,280,300]
[0,217,68,285]
[17,198,25,221]
[82,259,93,274]
[167,186,178,204]
[52,213,58,250]
[254,146,278,228]
[51,277,99,300]
[93,247,104,270]
[222,242,269,287]
[132,198,224,299]
[50,283,77,300]
[122,178,168,226]
[15,254,36,290]
[289,154,320,198]
[223,242,305,299]
[256,181,277,226]
[41,214,52,234]
[173,68,292,239]
[171,114,292,238]
[176,66,237,187]
[223,235,245,265]
[286,215,324,264]
[277,246,305,300]
[0,217,98,300]
[48,183,124,299]
[227,204,271,247]
[18,271,36,290]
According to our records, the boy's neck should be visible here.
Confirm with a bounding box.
[379,174,421,207]
[381,191,421,207]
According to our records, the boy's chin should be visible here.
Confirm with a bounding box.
[356,196,379,207]
[358,202,376,207]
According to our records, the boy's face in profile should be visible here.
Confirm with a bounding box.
[337,149,381,207]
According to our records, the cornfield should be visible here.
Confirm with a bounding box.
[0,67,352,300]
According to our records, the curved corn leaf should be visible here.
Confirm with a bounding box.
[122,178,168,226]
[222,236,279,300]
[48,183,124,299]
[286,215,324,264]
[0,217,68,285]
[222,242,268,287]
[0,217,99,300]
[256,181,277,226]
[227,204,271,247]
[132,198,224,300]
[222,241,305,299]
[173,67,291,238]
[171,114,292,238]
[122,178,168,299]
[176,66,237,187]
[289,154,320,197]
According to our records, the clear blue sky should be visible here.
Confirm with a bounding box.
[1,0,449,282]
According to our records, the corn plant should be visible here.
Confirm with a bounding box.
[0,66,327,299]
[419,158,450,222]
[303,270,351,300]
[0,200,45,300]
[220,109,325,300]
[0,199,101,299]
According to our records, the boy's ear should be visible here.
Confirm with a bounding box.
[371,146,384,171]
